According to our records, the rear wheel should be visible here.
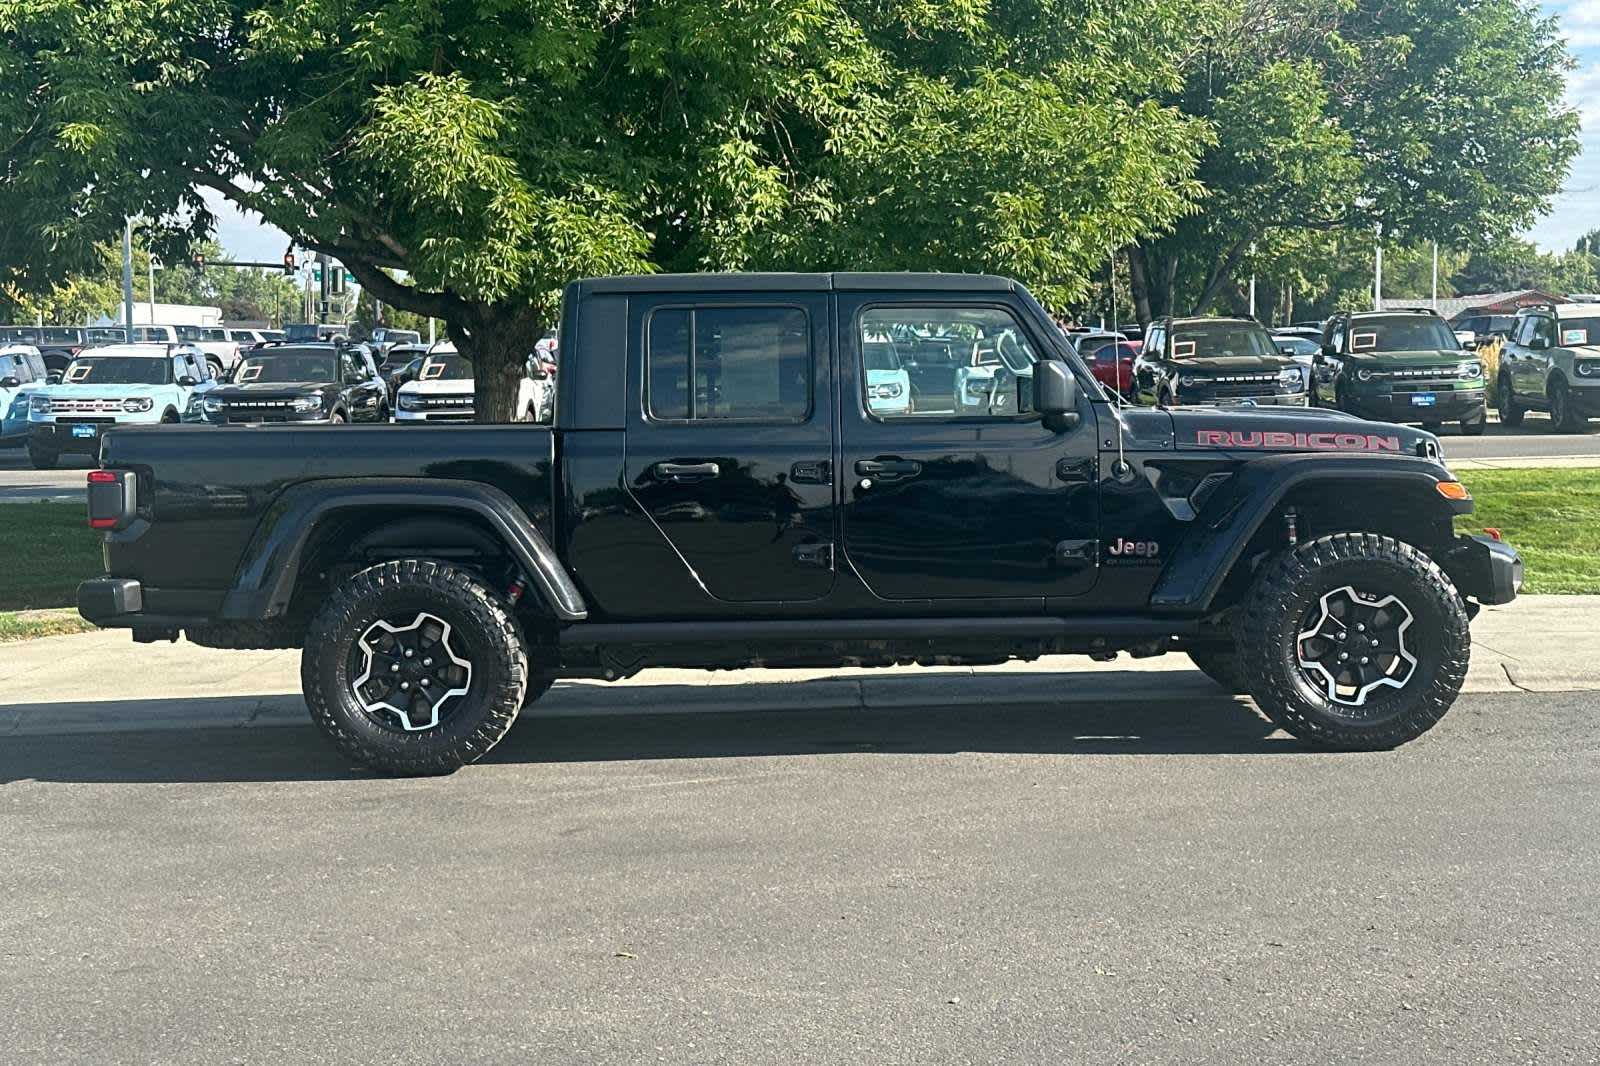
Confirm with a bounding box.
[206,357,224,379]
[1497,374,1524,426]
[1236,533,1468,750]
[1460,409,1487,436]
[329,410,347,424]
[301,560,529,775]
[26,442,58,469]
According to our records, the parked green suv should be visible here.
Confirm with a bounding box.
[1496,303,1600,433]
[1314,309,1487,435]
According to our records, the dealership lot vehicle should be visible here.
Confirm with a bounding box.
[1496,302,1600,432]
[77,272,1519,774]
[375,343,428,404]
[1,345,50,446]
[1134,316,1308,407]
[1315,308,1488,435]
[1271,331,1320,370]
[1079,338,1138,400]
[395,350,478,422]
[368,327,422,356]
[28,343,213,468]
[200,342,388,425]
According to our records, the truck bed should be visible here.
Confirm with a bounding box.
[98,424,557,610]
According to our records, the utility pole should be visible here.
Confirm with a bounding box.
[1248,243,1257,320]
[147,255,157,324]
[1373,225,1384,311]
[121,219,135,330]
[1431,241,1439,310]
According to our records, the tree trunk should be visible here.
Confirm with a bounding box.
[449,307,547,423]
[1128,246,1154,326]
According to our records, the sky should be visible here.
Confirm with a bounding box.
[207,3,1600,262]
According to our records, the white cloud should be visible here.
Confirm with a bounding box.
[1553,0,1600,47]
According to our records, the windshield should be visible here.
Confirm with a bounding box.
[63,357,170,385]
[1170,322,1278,359]
[382,346,426,368]
[419,355,474,382]
[233,351,337,384]
[862,336,902,371]
[1348,316,1460,353]
[87,328,126,344]
[1091,342,1138,363]
[1274,336,1320,357]
[1557,318,1600,347]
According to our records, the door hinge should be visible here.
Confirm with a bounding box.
[793,541,834,569]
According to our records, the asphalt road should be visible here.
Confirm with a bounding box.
[2,417,1598,503]
[2,691,1596,1064]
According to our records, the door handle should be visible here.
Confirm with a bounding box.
[1055,457,1096,484]
[653,461,721,481]
[855,458,922,480]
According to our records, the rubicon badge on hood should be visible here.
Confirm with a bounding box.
[1196,429,1402,452]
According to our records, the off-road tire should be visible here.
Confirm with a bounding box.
[330,410,347,424]
[1421,420,1443,432]
[302,559,528,775]
[1548,379,1585,433]
[1460,410,1487,436]
[206,357,225,379]
[26,442,58,469]
[1497,374,1524,426]
[1186,646,1248,694]
[1236,533,1469,751]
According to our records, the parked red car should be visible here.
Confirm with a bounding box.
[1083,340,1138,399]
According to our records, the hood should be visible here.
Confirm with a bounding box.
[1344,349,1467,366]
[210,381,329,399]
[36,382,170,400]
[1168,355,1292,374]
[402,378,475,396]
[1166,405,1437,457]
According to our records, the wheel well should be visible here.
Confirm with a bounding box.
[289,510,524,618]
[1210,480,1458,611]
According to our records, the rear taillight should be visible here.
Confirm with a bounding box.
[87,469,137,531]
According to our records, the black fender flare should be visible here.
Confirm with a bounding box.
[1148,452,1468,615]
[219,477,587,622]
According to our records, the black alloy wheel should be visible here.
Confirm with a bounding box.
[1497,374,1524,426]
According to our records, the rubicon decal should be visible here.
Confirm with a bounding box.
[1196,430,1402,452]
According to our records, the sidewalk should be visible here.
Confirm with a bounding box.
[1,596,1594,736]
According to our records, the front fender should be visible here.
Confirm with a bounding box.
[220,477,587,622]
[1148,452,1467,615]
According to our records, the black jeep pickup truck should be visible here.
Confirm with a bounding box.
[78,273,1522,774]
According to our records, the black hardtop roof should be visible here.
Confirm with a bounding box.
[575,272,1017,295]
[1167,316,1265,327]
[1346,308,1441,319]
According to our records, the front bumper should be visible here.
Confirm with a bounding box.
[1344,386,1486,423]
[1444,534,1523,606]
[30,421,111,454]
[1569,383,1600,417]
[395,408,474,422]
[201,411,332,426]
[1179,391,1307,407]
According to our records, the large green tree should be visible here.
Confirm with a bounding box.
[1127,0,1581,322]
[0,0,1212,418]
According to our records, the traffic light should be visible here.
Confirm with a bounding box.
[282,248,296,276]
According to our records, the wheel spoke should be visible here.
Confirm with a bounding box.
[1296,586,1417,710]
[353,612,474,733]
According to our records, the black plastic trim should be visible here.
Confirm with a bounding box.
[560,615,1200,646]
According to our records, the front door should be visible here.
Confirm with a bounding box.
[624,293,836,603]
[837,297,1100,601]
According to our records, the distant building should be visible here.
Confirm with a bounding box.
[1380,289,1563,320]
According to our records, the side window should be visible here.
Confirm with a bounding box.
[339,351,363,380]
[1532,316,1557,348]
[646,305,810,422]
[859,306,1038,420]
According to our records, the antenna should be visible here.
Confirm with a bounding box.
[1108,243,1132,481]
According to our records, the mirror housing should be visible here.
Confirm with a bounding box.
[0,376,20,389]
[1529,337,1550,351]
[1033,360,1080,429]
[177,375,198,387]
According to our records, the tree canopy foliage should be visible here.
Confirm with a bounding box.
[0,0,1583,415]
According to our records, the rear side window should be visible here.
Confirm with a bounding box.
[646,306,810,422]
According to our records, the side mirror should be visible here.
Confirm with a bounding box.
[1529,337,1549,351]
[1033,360,1080,428]
[1461,338,1478,351]
[0,376,19,389]
[177,375,198,387]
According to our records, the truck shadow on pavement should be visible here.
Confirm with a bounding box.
[0,692,1308,785]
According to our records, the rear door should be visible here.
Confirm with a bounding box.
[837,296,1100,601]
[623,292,836,604]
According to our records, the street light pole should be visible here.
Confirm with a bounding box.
[1373,224,1384,311]
[1431,241,1439,310]
[121,219,134,330]
[147,254,157,324]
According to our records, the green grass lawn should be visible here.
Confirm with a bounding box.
[1456,468,1600,595]
[0,470,1593,621]
[0,608,95,643]
[0,502,103,611]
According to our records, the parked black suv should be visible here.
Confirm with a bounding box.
[1134,317,1307,407]
[78,273,1519,775]
[201,343,388,424]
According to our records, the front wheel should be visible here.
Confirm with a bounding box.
[1548,380,1585,433]
[26,442,58,469]
[1460,409,1487,436]
[302,560,529,775]
[1236,533,1469,750]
